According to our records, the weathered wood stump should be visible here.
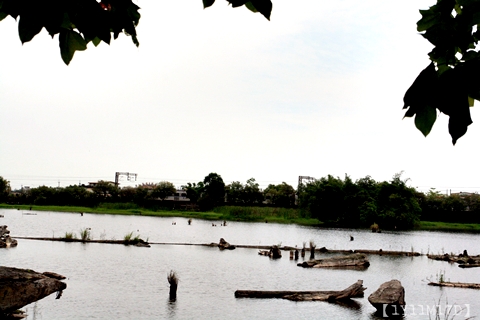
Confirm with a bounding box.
[368,280,405,317]
[258,245,281,258]
[235,280,366,301]
[167,270,178,301]
[297,253,370,269]
[0,266,67,316]
[218,238,235,250]
[0,225,18,248]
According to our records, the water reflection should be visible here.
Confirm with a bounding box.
[334,298,361,310]
[166,298,177,318]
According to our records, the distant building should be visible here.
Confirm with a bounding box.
[165,190,189,202]
[137,183,156,190]
[84,181,116,193]
[451,192,478,197]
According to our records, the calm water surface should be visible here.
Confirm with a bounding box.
[1,208,480,319]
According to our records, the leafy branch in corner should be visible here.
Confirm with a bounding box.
[0,0,271,65]
[403,0,480,144]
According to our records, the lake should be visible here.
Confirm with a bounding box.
[1,208,480,319]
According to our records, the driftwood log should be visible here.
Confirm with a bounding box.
[427,253,480,266]
[0,266,67,315]
[297,253,370,269]
[428,281,480,289]
[459,264,480,268]
[235,280,366,301]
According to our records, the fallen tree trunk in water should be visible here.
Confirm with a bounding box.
[0,266,67,315]
[459,264,480,268]
[428,281,480,289]
[235,280,366,301]
[297,253,370,269]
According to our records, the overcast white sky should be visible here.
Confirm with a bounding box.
[1,0,478,194]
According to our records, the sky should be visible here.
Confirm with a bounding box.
[1,0,479,194]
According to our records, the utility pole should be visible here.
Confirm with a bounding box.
[115,172,138,188]
[297,176,316,205]
[297,176,316,192]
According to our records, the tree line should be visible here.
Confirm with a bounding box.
[0,173,296,210]
[1,173,480,229]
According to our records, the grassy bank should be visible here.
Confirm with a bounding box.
[417,221,480,233]
[2,203,480,232]
[0,204,322,226]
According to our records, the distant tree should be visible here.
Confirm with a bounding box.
[298,173,420,229]
[297,176,345,222]
[340,175,362,225]
[119,186,136,203]
[375,172,421,229]
[354,176,379,226]
[0,176,11,203]
[463,193,480,213]
[264,182,295,207]
[226,181,244,205]
[133,186,150,206]
[419,188,445,221]
[200,173,225,209]
[152,181,176,201]
[243,178,263,205]
[182,182,204,204]
[92,180,118,202]
[28,185,57,205]
[56,185,90,206]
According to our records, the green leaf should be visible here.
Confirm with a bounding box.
[417,9,441,32]
[249,0,272,20]
[59,29,87,65]
[126,2,141,27]
[462,50,478,61]
[437,64,451,76]
[468,96,475,106]
[454,3,462,15]
[403,63,437,111]
[203,0,215,8]
[0,11,7,22]
[414,105,437,136]
[449,107,472,145]
[456,0,480,6]
[18,14,43,43]
[92,37,101,47]
[245,1,257,12]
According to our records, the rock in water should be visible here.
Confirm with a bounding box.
[0,266,67,315]
[368,279,405,317]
